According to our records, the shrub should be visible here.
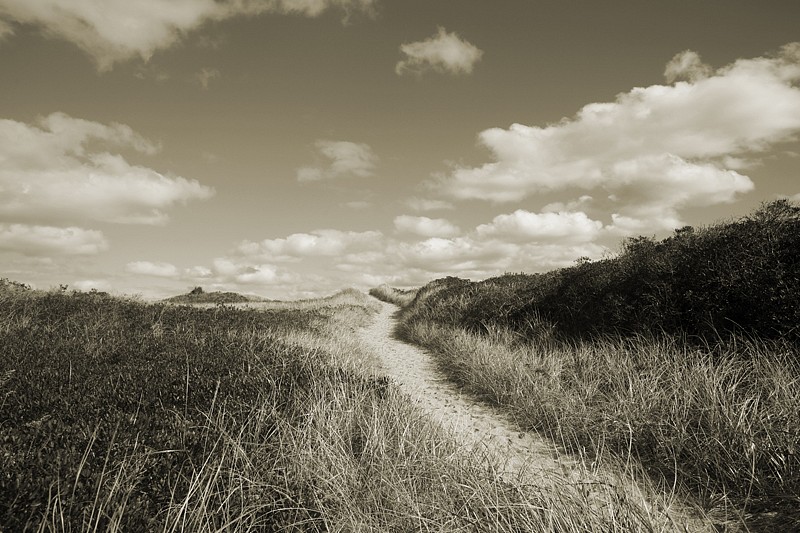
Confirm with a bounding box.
[393,200,800,349]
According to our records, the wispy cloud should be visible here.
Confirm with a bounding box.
[194,67,220,89]
[236,229,382,261]
[0,224,108,256]
[664,50,712,83]
[72,279,112,292]
[433,44,800,234]
[297,140,378,181]
[0,0,378,71]
[0,17,12,40]
[0,113,214,226]
[342,200,372,209]
[396,27,483,76]
[125,261,180,278]
[405,197,454,212]
[394,215,460,237]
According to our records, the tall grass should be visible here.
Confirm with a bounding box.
[399,320,800,526]
[374,201,800,529]
[0,284,696,531]
[368,284,418,308]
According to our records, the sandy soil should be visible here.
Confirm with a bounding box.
[358,300,582,482]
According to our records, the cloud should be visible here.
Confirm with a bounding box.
[394,215,460,237]
[194,67,220,89]
[0,0,377,71]
[0,17,12,40]
[163,207,616,298]
[475,210,602,243]
[236,229,382,261]
[0,0,219,71]
[342,200,371,209]
[0,113,214,226]
[405,197,454,212]
[125,260,179,278]
[0,224,108,256]
[433,44,800,233]
[73,279,112,292]
[232,264,284,285]
[541,195,593,213]
[393,236,517,274]
[396,27,483,76]
[664,50,712,83]
[297,140,378,181]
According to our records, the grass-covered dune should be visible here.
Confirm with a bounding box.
[163,287,268,305]
[1,283,688,531]
[399,199,800,348]
[374,200,800,529]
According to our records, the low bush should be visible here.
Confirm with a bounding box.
[397,200,800,348]
[368,284,418,307]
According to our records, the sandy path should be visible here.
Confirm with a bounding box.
[358,300,718,531]
[358,300,578,481]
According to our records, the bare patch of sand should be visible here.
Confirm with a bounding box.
[358,301,573,481]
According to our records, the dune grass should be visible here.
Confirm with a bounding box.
[0,284,701,531]
[396,318,800,528]
[368,284,418,308]
[372,201,800,529]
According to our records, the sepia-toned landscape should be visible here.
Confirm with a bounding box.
[1,1,799,531]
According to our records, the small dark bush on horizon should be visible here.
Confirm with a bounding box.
[163,288,266,304]
[398,199,800,348]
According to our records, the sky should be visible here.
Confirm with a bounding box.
[1,0,799,300]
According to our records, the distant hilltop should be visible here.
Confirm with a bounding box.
[163,286,270,304]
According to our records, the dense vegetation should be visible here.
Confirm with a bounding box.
[372,200,800,530]
[0,287,330,530]
[1,285,687,531]
[163,286,268,304]
[398,200,800,348]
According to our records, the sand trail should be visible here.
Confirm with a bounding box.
[358,300,716,531]
[358,301,587,482]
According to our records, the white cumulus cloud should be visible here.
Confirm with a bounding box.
[125,261,179,278]
[73,279,112,292]
[396,27,483,76]
[237,229,382,261]
[394,215,460,237]
[0,113,214,226]
[664,50,712,83]
[0,224,108,256]
[297,140,378,182]
[434,43,800,233]
[476,210,603,243]
[0,0,378,71]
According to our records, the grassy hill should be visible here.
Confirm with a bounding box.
[387,199,800,348]
[163,287,269,304]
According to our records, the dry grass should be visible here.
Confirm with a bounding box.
[1,285,705,531]
[368,284,418,308]
[396,318,800,530]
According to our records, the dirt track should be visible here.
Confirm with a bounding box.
[358,300,578,481]
[358,299,717,531]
